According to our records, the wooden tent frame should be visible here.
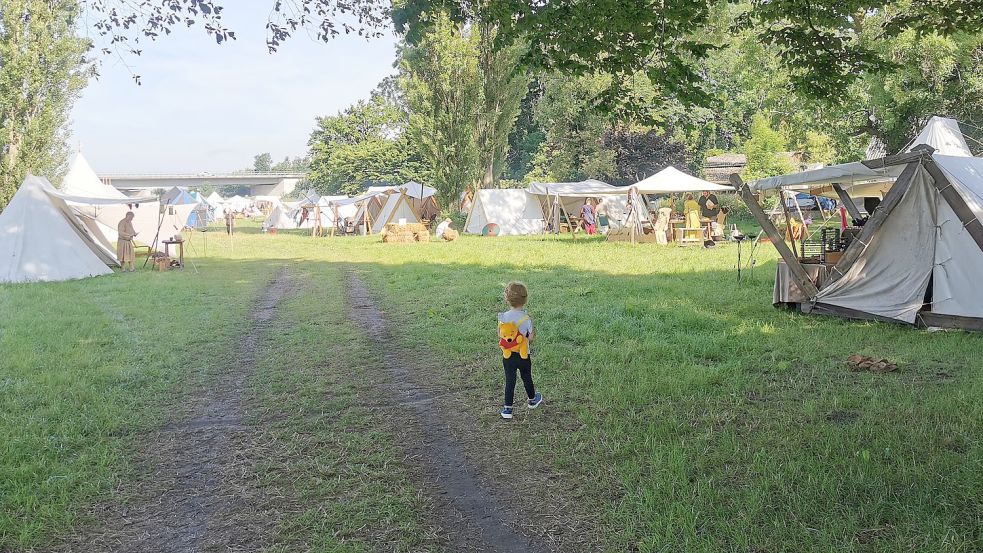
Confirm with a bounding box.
[372,191,423,233]
[734,145,983,330]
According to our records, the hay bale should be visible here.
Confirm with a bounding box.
[442,228,459,241]
[382,222,429,244]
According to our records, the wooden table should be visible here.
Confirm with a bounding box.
[162,239,185,270]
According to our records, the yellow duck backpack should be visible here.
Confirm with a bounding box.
[498,315,530,359]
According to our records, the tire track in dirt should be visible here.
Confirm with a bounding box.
[50,268,294,553]
[346,271,549,553]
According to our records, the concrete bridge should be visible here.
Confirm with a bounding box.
[100,172,306,197]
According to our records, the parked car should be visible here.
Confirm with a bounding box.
[785,193,838,211]
[785,193,817,210]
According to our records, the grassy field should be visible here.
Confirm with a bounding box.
[1,221,981,552]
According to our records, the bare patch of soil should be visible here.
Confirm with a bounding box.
[50,269,294,553]
[346,272,582,553]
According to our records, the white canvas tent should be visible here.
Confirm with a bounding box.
[811,155,983,324]
[632,166,733,194]
[0,176,142,283]
[464,189,546,235]
[263,203,296,230]
[371,193,421,233]
[60,153,191,253]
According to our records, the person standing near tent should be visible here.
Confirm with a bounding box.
[580,199,597,235]
[116,212,138,272]
[684,193,702,239]
[596,198,610,234]
[498,281,543,419]
[224,209,236,235]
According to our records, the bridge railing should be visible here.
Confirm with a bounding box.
[100,171,308,179]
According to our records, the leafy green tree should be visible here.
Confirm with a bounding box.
[307,94,425,195]
[401,14,483,210]
[742,114,796,181]
[252,152,273,172]
[271,155,310,172]
[476,23,529,188]
[528,73,615,182]
[1,0,92,208]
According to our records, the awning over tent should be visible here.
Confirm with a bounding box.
[751,116,974,193]
[632,166,733,194]
[527,179,619,197]
[367,181,436,199]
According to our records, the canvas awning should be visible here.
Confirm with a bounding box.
[751,116,974,194]
[526,179,620,197]
[366,181,437,199]
[631,166,733,194]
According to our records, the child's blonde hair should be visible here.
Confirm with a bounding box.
[504,281,528,308]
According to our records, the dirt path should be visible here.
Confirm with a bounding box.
[346,272,550,553]
[53,269,294,553]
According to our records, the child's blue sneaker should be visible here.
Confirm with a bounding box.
[500,406,514,419]
[528,392,543,409]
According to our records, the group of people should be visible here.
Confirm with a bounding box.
[574,191,726,239]
[578,198,608,235]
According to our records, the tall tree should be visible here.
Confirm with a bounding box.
[476,23,529,188]
[401,15,483,210]
[0,0,92,208]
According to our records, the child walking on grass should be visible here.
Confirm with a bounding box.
[498,281,543,419]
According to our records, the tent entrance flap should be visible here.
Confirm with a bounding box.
[814,166,938,323]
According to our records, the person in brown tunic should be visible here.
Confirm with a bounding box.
[117,212,138,272]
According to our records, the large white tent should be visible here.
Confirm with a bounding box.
[0,176,148,283]
[263,202,296,230]
[632,166,733,194]
[464,189,546,235]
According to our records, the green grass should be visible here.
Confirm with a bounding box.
[1,221,981,552]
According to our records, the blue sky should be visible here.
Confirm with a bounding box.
[70,4,398,173]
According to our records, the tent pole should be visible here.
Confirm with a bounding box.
[922,158,983,254]
[832,184,863,221]
[731,174,819,297]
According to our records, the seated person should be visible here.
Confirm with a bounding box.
[698,191,720,219]
[435,218,457,240]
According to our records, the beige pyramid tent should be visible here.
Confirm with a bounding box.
[371,192,421,233]
[263,203,293,230]
[736,146,983,330]
[0,176,116,283]
[464,189,545,235]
